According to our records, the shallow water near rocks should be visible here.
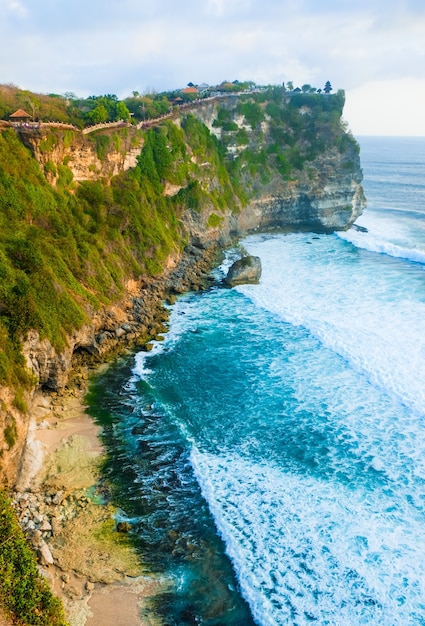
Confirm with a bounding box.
[87,358,256,625]
[88,137,425,625]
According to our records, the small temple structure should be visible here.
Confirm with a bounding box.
[9,109,33,126]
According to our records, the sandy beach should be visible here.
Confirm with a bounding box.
[14,371,167,626]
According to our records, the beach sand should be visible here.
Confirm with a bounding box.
[14,373,167,626]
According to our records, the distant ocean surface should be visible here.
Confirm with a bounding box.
[89,136,425,625]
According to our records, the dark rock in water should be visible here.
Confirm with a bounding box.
[352,223,368,233]
[224,255,262,287]
[116,521,131,533]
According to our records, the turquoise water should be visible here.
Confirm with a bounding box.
[90,137,425,625]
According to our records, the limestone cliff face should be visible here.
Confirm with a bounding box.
[19,126,144,183]
[190,95,365,235]
[18,95,365,236]
[234,150,364,233]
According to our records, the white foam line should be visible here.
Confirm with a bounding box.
[339,230,425,265]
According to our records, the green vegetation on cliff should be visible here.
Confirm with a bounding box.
[0,490,67,625]
[0,116,242,389]
[226,87,357,191]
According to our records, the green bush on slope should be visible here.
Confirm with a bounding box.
[0,490,68,625]
[0,127,188,385]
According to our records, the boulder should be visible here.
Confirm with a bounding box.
[224,255,262,287]
[116,521,131,533]
[39,541,54,566]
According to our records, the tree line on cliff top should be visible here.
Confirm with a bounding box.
[0,80,334,127]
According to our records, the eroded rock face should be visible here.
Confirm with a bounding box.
[242,151,365,233]
[225,255,262,286]
[19,128,144,184]
[192,100,366,235]
[23,330,81,390]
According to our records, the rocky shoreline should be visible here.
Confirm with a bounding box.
[22,241,222,393]
[12,382,167,626]
[9,242,226,626]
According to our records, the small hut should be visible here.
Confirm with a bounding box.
[9,109,32,126]
[181,86,199,95]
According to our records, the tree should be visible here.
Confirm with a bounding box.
[17,90,39,119]
[324,81,332,93]
[87,104,108,124]
[115,101,131,121]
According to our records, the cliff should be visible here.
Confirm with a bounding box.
[0,87,365,486]
[190,91,364,234]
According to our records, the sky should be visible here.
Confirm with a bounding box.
[2,0,425,136]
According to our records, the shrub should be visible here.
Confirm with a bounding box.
[44,160,57,177]
[0,491,68,625]
[207,212,224,228]
[94,134,110,160]
[56,164,74,188]
[222,121,239,132]
[235,128,249,145]
[39,133,58,154]
[12,389,27,413]
[4,417,17,448]
[237,101,265,128]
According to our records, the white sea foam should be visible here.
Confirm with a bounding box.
[132,297,200,380]
[191,448,425,625]
[239,232,425,418]
[338,217,425,265]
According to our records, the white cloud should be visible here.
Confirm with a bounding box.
[6,0,28,17]
[205,0,252,17]
[345,79,425,136]
[1,0,425,134]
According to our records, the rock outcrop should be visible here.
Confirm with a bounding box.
[225,255,262,286]
[231,148,365,233]
[18,126,144,184]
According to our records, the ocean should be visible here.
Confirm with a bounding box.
[88,136,425,625]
